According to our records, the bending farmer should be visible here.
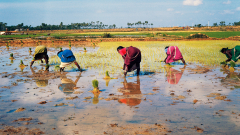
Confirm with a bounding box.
[117,46,141,77]
[57,49,81,72]
[220,46,240,65]
[30,45,49,67]
[164,46,186,65]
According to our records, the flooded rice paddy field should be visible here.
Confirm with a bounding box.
[1,41,240,134]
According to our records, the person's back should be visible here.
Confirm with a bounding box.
[57,49,81,72]
[58,49,76,63]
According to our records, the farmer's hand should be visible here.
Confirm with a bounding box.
[220,61,227,65]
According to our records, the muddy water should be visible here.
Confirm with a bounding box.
[0,46,240,134]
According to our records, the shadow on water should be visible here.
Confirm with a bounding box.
[169,61,185,65]
[64,68,87,72]
[127,71,155,77]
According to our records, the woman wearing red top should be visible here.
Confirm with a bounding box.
[117,46,141,77]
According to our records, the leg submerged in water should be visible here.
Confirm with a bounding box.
[60,67,65,72]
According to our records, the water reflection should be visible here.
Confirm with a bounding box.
[221,72,240,89]
[165,66,185,84]
[118,77,142,106]
[92,93,100,104]
[58,73,81,95]
[30,66,49,87]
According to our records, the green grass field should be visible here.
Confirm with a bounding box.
[1,31,240,39]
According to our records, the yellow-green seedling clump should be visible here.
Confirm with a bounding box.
[6,43,9,48]
[230,61,235,67]
[104,71,111,79]
[84,47,87,52]
[9,53,14,60]
[60,47,63,51]
[20,60,24,65]
[220,61,227,65]
[92,79,100,93]
[229,67,235,72]
[19,60,26,68]
[69,41,71,47]
[46,64,50,71]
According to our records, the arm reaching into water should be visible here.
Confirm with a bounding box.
[74,61,81,72]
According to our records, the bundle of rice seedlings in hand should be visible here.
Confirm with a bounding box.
[230,61,235,67]
[220,61,227,65]
[60,47,62,51]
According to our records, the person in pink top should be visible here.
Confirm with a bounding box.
[164,46,186,65]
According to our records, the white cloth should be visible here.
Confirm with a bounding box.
[60,61,75,68]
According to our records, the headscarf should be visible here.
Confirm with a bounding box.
[119,48,127,56]
[165,48,168,53]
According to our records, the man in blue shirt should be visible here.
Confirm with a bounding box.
[57,49,81,72]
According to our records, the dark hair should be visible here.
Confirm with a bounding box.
[220,48,228,53]
[57,50,63,55]
[117,46,124,51]
[165,46,169,49]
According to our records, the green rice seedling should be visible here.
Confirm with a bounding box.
[220,61,227,65]
[106,71,110,77]
[45,64,50,71]
[92,79,99,93]
[60,47,62,51]
[20,60,24,65]
[6,43,9,48]
[10,53,13,58]
[69,41,71,47]
[230,61,235,67]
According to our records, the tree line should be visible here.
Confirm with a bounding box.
[127,21,153,28]
[0,21,117,31]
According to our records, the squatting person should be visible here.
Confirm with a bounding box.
[117,46,141,77]
[164,46,186,65]
[30,45,49,67]
[57,49,81,72]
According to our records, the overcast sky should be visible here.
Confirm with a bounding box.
[0,0,240,27]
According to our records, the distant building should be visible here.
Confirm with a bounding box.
[0,31,14,35]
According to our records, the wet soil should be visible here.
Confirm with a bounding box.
[1,46,240,134]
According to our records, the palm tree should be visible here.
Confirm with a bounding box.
[145,21,148,28]
[138,21,142,28]
[59,22,63,30]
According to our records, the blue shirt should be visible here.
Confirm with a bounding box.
[58,50,76,63]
